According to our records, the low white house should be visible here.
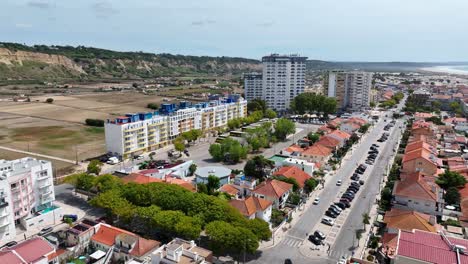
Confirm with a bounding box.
[229,196,272,223]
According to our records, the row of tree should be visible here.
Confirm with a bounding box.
[209,137,249,163]
[66,173,271,255]
[290,93,337,115]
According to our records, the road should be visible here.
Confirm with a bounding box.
[248,105,406,264]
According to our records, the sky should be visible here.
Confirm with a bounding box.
[1,0,468,62]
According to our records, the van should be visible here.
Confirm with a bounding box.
[107,157,119,165]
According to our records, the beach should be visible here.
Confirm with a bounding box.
[420,65,468,75]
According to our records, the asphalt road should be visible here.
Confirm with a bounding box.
[248,105,406,264]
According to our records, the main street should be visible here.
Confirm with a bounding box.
[248,103,406,264]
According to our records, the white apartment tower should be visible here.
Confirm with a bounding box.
[325,71,373,112]
[243,72,263,101]
[0,157,61,241]
[262,54,307,111]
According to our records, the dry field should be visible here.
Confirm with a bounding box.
[0,92,179,165]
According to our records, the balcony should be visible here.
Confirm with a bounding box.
[37,174,49,181]
[41,190,53,198]
[0,221,9,228]
[39,182,51,189]
[0,198,8,209]
[11,187,20,193]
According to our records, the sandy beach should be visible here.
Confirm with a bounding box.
[420,66,468,75]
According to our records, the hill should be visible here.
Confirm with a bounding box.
[0,42,261,82]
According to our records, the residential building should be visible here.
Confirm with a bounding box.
[273,166,312,191]
[150,238,213,264]
[381,229,468,264]
[401,148,440,175]
[105,96,247,158]
[315,136,340,151]
[301,144,332,164]
[261,54,307,111]
[0,237,58,264]
[281,157,315,175]
[0,157,61,241]
[383,208,438,233]
[325,71,373,112]
[194,166,232,187]
[219,184,240,198]
[91,223,160,263]
[229,196,272,222]
[392,172,443,215]
[326,130,351,147]
[252,179,293,209]
[243,72,263,101]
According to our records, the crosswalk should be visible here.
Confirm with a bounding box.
[279,235,304,248]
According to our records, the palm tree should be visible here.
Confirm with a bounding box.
[362,213,371,229]
[355,229,362,246]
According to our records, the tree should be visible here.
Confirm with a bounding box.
[87,160,102,175]
[450,101,463,116]
[197,183,208,194]
[436,171,467,189]
[291,93,337,115]
[207,175,221,195]
[75,173,96,191]
[244,218,271,241]
[147,103,159,110]
[307,132,320,143]
[45,98,54,103]
[94,174,122,192]
[209,144,223,161]
[304,178,318,194]
[247,99,267,113]
[370,101,376,107]
[362,213,370,229]
[274,118,296,141]
[445,187,461,205]
[174,138,185,153]
[244,155,274,180]
[264,109,277,119]
[85,118,105,127]
[189,164,197,176]
[209,138,248,164]
[355,229,363,246]
[358,124,370,133]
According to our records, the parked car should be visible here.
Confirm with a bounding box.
[359,180,365,185]
[309,235,323,245]
[336,180,342,186]
[326,210,338,218]
[1,241,17,248]
[62,214,78,222]
[284,259,292,264]
[322,217,335,226]
[39,226,53,236]
[314,230,326,240]
[335,202,346,210]
[351,174,360,181]
[106,156,119,165]
[329,205,343,213]
[328,206,341,215]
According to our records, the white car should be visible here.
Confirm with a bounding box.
[336,180,342,186]
[321,217,334,226]
[313,197,320,205]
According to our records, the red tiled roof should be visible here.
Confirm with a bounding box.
[414,112,434,119]
[219,184,239,196]
[405,140,435,154]
[122,173,163,184]
[229,196,272,217]
[285,144,305,153]
[130,237,161,257]
[431,94,451,100]
[273,166,312,188]
[0,251,24,264]
[347,117,367,126]
[328,129,351,140]
[47,248,66,261]
[316,136,340,149]
[253,179,293,199]
[328,118,343,128]
[5,237,54,263]
[302,144,332,157]
[402,148,438,166]
[383,208,437,233]
[92,224,136,246]
[397,229,468,263]
[139,168,160,175]
[394,172,439,202]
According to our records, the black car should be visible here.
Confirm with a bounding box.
[285,259,293,264]
[351,175,360,181]
[1,241,17,248]
[342,193,354,200]
[328,206,341,215]
[335,202,346,209]
[344,191,355,197]
[326,210,338,218]
[314,231,326,240]
[359,180,365,185]
[350,182,360,187]
[348,187,359,193]
[309,235,323,245]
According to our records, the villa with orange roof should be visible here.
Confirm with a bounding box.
[401,147,440,176]
[340,121,362,134]
[273,166,312,191]
[411,120,434,136]
[301,144,332,164]
[229,196,272,222]
[252,179,293,209]
[315,136,340,151]
[414,112,434,120]
[393,172,444,215]
[91,223,160,263]
[219,184,240,198]
[326,129,351,147]
[383,208,438,233]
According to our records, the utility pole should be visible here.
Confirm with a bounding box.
[74,145,78,165]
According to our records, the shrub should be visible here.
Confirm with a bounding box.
[45,98,54,103]
[85,118,105,127]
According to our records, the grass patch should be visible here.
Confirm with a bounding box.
[85,127,104,134]
[12,126,77,141]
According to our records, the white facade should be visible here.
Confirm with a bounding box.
[326,71,373,112]
[282,158,315,175]
[0,157,57,241]
[105,98,247,158]
[262,54,307,111]
[244,72,263,101]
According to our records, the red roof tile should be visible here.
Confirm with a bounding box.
[302,144,332,157]
[316,136,340,149]
[122,173,163,184]
[253,179,293,199]
[273,166,312,188]
[92,224,136,246]
[285,144,305,153]
[402,148,438,166]
[328,129,351,140]
[383,208,437,233]
[219,184,239,196]
[0,251,24,264]
[397,229,468,263]
[4,237,54,263]
[229,196,272,217]
[394,172,439,202]
[130,237,161,257]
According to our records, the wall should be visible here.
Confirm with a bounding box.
[20,206,62,230]
[393,196,439,215]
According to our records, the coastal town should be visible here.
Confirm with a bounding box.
[1,50,468,264]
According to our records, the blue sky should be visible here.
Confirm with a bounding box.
[1,0,467,61]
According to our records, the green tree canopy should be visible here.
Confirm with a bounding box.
[147,103,159,110]
[291,93,337,115]
[436,171,467,189]
[247,99,267,113]
[243,155,274,180]
[207,175,221,195]
[264,108,277,119]
[445,186,461,205]
[307,132,320,143]
[87,160,102,175]
[274,118,296,141]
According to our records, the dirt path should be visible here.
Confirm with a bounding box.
[0,145,77,164]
